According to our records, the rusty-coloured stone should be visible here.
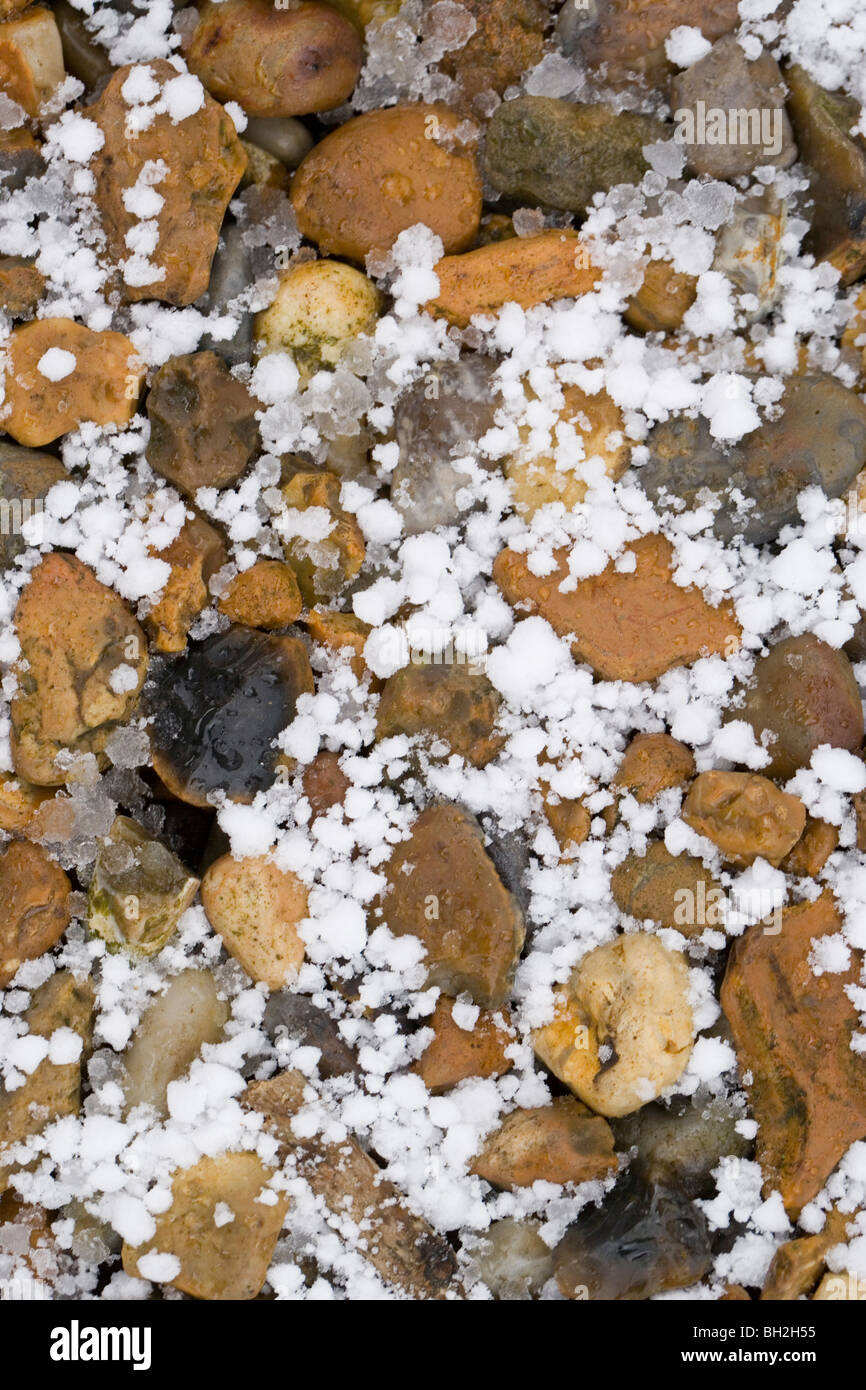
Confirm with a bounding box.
[89,60,246,305]
[438,0,547,111]
[0,256,44,318]
[611,841,723,936]
[612,732,696,803]
[542,790,591,853]
[304,608,373,683]
[145,513,228,654]
[11,553,148,786]
[413,996,513,1093]
[218,560,302,630]
[280,471,365,605]
[0,841,70,988]
[301,750,350,818]
[761,1209,850,1301]
[625,258,697,334]
[376,663,503,768]
[0,6,64,117]
[471,1098,616,1190]
[145,351,260,497]
[781,818,839,878]
[721,893,866,1216]
[578,0,740,90]
[426,230,600,328]
[377,803,525,1009]
[494,533,741,683]
[682,771,806,868]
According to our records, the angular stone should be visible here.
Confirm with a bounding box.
[0,6,64,117]
[542,789,591,853]
[471,1098,616,1190]
[0,442,66,569]
[713,189,787,320]
[304,609,372,684]
[11,553,148,786]
[123,969,230,1117]
[611,841,723,936]
[123,1152,288,1300]
[88,817,200,958]
[90,60,246,306]
[781,818,839,878]
[280,471,364,605]
[0,126,43,191]
[245,1069,458,1298]
[0,841,70,988]
[376,663,503,768]
[438,0,547,111]
[494,533,741,683]
[427,229,600,328]
[504,383,629,519]
[761,1209,849,1301]
[201,853,307,991]
[728,634,864,782]
[218,560,302,630]
[146,351,260,497]
[721,893,866,1215]
[484,97,666,214]
[413,996,513,1093]
[612,732,695,803]
[263,992,357,1079]
[473,1218,554,1299]
[145,513,228,654]
[642,375,866,544]
[377,803,525,1009]
[683,771,806,868]
[553,1170,712,1300]
[148,627,314,808]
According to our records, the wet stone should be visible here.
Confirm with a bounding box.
[0,442,66,569]
[0,256,44,319]
[613,733,695,803]
[682,771,806,868]
[88,816,199,958]
[484,96,666,215]
[146,351,260,498]
[0,840,71,988]
[713,190,787,320]
[243,116,314,169]
[304,609,373,684]
[642,374,866,544]
[727,634,864,782]
[611,841,723,936]
[147,626,314,808]
[553,1170,712,1300]
[219,560,302,630]
[376,663,503,768]
[197,217,255,366]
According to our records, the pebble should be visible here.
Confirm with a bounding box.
[304,608,372,684]
[473,1219,554,1299]
[437,0,547,113]
[218,560,302,630]
[301,749,351,817]
[0,126,43,192]
[484,96,666,214]
[427,229,600,328]
[88,816,200,957]
[254,258,380,376]
[263,991,357,1079]
[504,383,628,519]
[542,788,591,854]
[0,255,45,318]
[148,627,314,807]
[471,1098,617,1190]
[713,189,787,320]
[122,969,229,1116]
[11,553,148,786]
[613,732,695,803]
[612,1093,752,1201]
[243,116,314,169]
[0,771,53,831]
[413,996,513,1093]
[577,0,740,90]
[682,771,807,868]
[0,840,71,988]
[145,513,228,654]
[0,442,66,569]
[201,853,308,990]
[0,5,64,116]
[761,1209,849,1301]
[90,60,247,306]
[611,841,722,935]
[721,893,866,1215]
[377,802,526,1009]
[624,258,697,334]
[280,470,365,604]
[533,933,693,1117]
[781,817,839,878]
[290,104,482,262]
[376,662,504,768]
[146,351,260,497]
[642,374,866,544]
[52,0,114,88]
[494,533,741,683]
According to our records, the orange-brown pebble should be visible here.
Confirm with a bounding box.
[413,996,513,1093]
[612,732,696,802]
[470,1098,617,1189]
[0,6,64,116]
[0,840,70,988]
[145,514,228,654]
[781,817,839,877]
[427,230,600,328]
[304,608,372,683]
[219,561,303,630]
[683,771,806,868]
[0,256,45,318]
[302,750,350,818]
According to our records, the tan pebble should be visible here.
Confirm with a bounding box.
[219,560,302,630]
[201,853,308,991]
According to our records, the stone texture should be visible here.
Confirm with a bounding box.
[301,750,350,817]
[612,732,695,803]
[0,442,66,570]
[218,560,302,630]
[504,383,628,519]
[576,0,740,90]
[625,258,697,333]
[304,609,373,684]
[721,893,866,1215]
[377,803,525,1009]
[494,533,741,683]
[376,663,503,768]
[682,771,806,868]
[471,1098,616,1190]
[786,63,866,285]
[0,6,64,117]
[145,351,260,497]
[0,841,70,988]
[0,256,44,318]
[781,818,839,878]
[426,230,599,328]
[122,969,229,1117]
[612,1093,752,1201]
[88,816,200,958]
[145,513,228,654]
[201,853,307,990]
[11,553,148,786]
[263,992,357,1079]
[761,1209,849,1301]
[611,841,723,935]
[413,996,513,1093]
[280,471,365,605]
[437,0,547,111]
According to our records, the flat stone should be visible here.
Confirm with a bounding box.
[413,996,513,1093]
[146,351,260,497]
[218,560,302,630]
[471,1098,616,1190]
[201,853,307,990]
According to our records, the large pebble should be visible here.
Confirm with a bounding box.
[641,374,866,544]
[471,1098,616,1190]
[146,351,260,497]
[11,553,148,786]
[427,229,599,328]
[494,533,741,683]
[148,627,314,807]
[123,969,229,1116]
[611,841,722,936]
[291,105,482,262]
[0,841,70,988]
[201,853,307,990]
[88,817,200,958]
[254,258,380,376]
[376,663,503,768]
[683,771,806,868]
[484,96,666,214]
[377,803,525,1009]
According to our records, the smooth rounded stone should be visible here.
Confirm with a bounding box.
[147,627,314,808]
[53,0,114,88]
[188,0,362,118]
[437,0,547,111]
[781,816,839,877]
[291,105,482,263]
[427,229,600,328]
[786,64,866,286]
[89,60,246,306]
[0,841,71,988]
[494,533,741,684]
[145,513,228,655]
[254,258,380,376]
[0,255,45,319]
[473,1218,554,1300]
[471,1098,617,1190]
[280,471,365,605]
[201,853,307,990]
[727,634,864,782]
[533,934,693,1118]
[123,969,230,1116]
[197,217,255,366]
[122,1151,289,1301]
[484,97,666,215]
[146,351,260,497]
[0,770,54,831]
[301,749,350,818]
[263,992,357,1079]
[713,190,787,320]
[0,442,66,569]
[613,732,695,803]
[244,116,314,169]
[612,1094,752,1201]
[414,996,513,1093]
[391,356,501,535]
[377,803,526,1009]
[641,374,866,544]
[670,35,796,178]
[722,893,866,1216]
[0,6,64,116]
[376,663,503,768]
[2,318,144,447]
[542,788,591,854]
[88,816,200,958]
[683,771,806,868]
[611,841,723,936]
[624,257,697,334]
[553,1170,712,1300]
[576,0,740,90]
[218,560,302,630]
[11,552,148,786]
